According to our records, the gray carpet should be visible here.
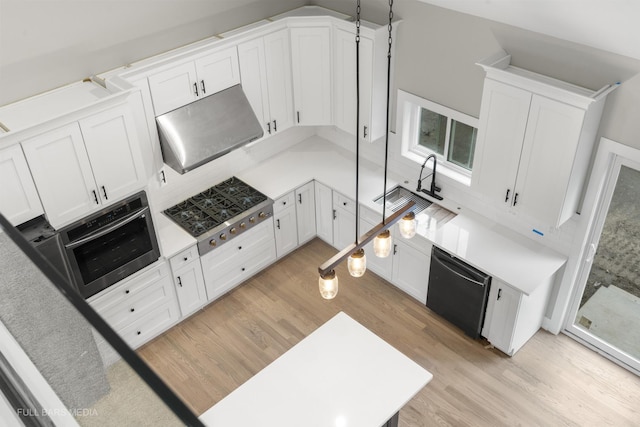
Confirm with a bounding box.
[0,231,110,412]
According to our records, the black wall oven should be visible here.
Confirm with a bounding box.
[59,191,160,299]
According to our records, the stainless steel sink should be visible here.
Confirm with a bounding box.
[374,186,432,214]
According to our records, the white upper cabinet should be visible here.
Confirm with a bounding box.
[290,25,332,126]
[472,54,615,228]
[0,144,44,225]
[333,28,373,140]
[148,46,240,115]
[22,104,146,228]
[238,29,294,136]
[332,19,392,143]
[79,106,146,204]
[22,123,99,227]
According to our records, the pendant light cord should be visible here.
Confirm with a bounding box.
[381,0,394,225]
[354,0,361,244]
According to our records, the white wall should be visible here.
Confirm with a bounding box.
[0,0,306,106]
[314,0,640,151]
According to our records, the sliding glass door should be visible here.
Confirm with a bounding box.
[566,155,640,373]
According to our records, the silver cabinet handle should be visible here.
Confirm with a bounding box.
[273,119,277,132]
[363,125,368,138]
[201,80,206,94]
[193,82,199,96]
[177,277,183,287]
[101,185,108,200]
[267,122,271,134]
[297,111,300,123]
[92,190,99,205]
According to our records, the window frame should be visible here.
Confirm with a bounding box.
[398,90,479,184]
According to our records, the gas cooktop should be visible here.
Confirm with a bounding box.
[164,177,273,255]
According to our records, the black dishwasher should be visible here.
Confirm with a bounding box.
[426,246,491,339]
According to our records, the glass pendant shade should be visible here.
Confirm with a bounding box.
[348,248,367,277]
[399,211,417,239]
[319,270,339,299]
[373,229,392,258]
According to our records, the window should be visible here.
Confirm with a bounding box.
[398,90,479,182]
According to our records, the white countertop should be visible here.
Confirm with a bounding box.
[432,211,567,295]
[156,135,566,295]
[199,311,433,427]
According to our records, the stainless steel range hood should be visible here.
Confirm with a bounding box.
[156,84,263,174]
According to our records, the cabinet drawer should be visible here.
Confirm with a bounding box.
[89,261,171,311]
[204,237,276,300]
[97,275,175,330]
[119,300,181,349]
[207,219,274,261]
[333,191,355,215]
[359,204,382,224]
[169,245,199,271]
[273,191,295,214]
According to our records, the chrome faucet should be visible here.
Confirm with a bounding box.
[416,154,444,200]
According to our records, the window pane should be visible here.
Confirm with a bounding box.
[418,108,446,155]
[448,120,477,170]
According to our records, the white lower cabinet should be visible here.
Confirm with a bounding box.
[201,219,276,301]
[89,261,181,366]
[295,181,316,245]
[274,192,298,258]
[482,277,553,356]
[314,181,334,244]
[391,238,432,304]
[332,191,355,251]
[169,245,207,317]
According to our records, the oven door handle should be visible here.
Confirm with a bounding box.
[64,207,150,250]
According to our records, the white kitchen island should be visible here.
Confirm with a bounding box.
[199,311,433,427]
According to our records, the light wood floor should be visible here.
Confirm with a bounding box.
[138,239,640,426]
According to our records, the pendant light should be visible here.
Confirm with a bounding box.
[319,270,339,300]
[347,1,367,279]
[399,211,417,238]
[317,0,413,298]
[373,0,396,258]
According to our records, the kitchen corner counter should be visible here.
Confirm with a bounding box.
[153,212,197,259]
[432,211,567,295]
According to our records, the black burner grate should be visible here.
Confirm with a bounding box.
[164,177,269,237]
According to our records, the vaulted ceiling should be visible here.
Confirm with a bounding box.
[418,0,640,61]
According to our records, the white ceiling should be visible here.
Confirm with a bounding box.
[418,0,640,61]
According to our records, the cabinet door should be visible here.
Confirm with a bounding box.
[274,206,298,258]
[295,181,316,244]
[195,46,241,97]
[290,26,332,126]
[332,192,356,251]
[484,280,520,355]
[148,61,198,115]
[333,28,373,140]
[472,79,532,206]
[391,240,431,303]
[22,123,99,227]
[238,37,271,132]
[0,144,44,225]
[79,105,146,204]
[314,181,333,244]
[513,95,585,225]
[333,206,355,251]
[264,29,294,133]
[173,260,207,317]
